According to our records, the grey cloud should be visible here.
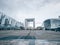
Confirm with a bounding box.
[17,0,60,11]
[0,0,60,15]
[0,0,60,26]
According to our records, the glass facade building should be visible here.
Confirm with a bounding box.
[44,19,60,30]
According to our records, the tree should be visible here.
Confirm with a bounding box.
[0,14,5,25]
[4,18,9,26]
[20,26,25,30]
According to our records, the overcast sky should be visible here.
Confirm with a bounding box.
[0,0,60,27]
